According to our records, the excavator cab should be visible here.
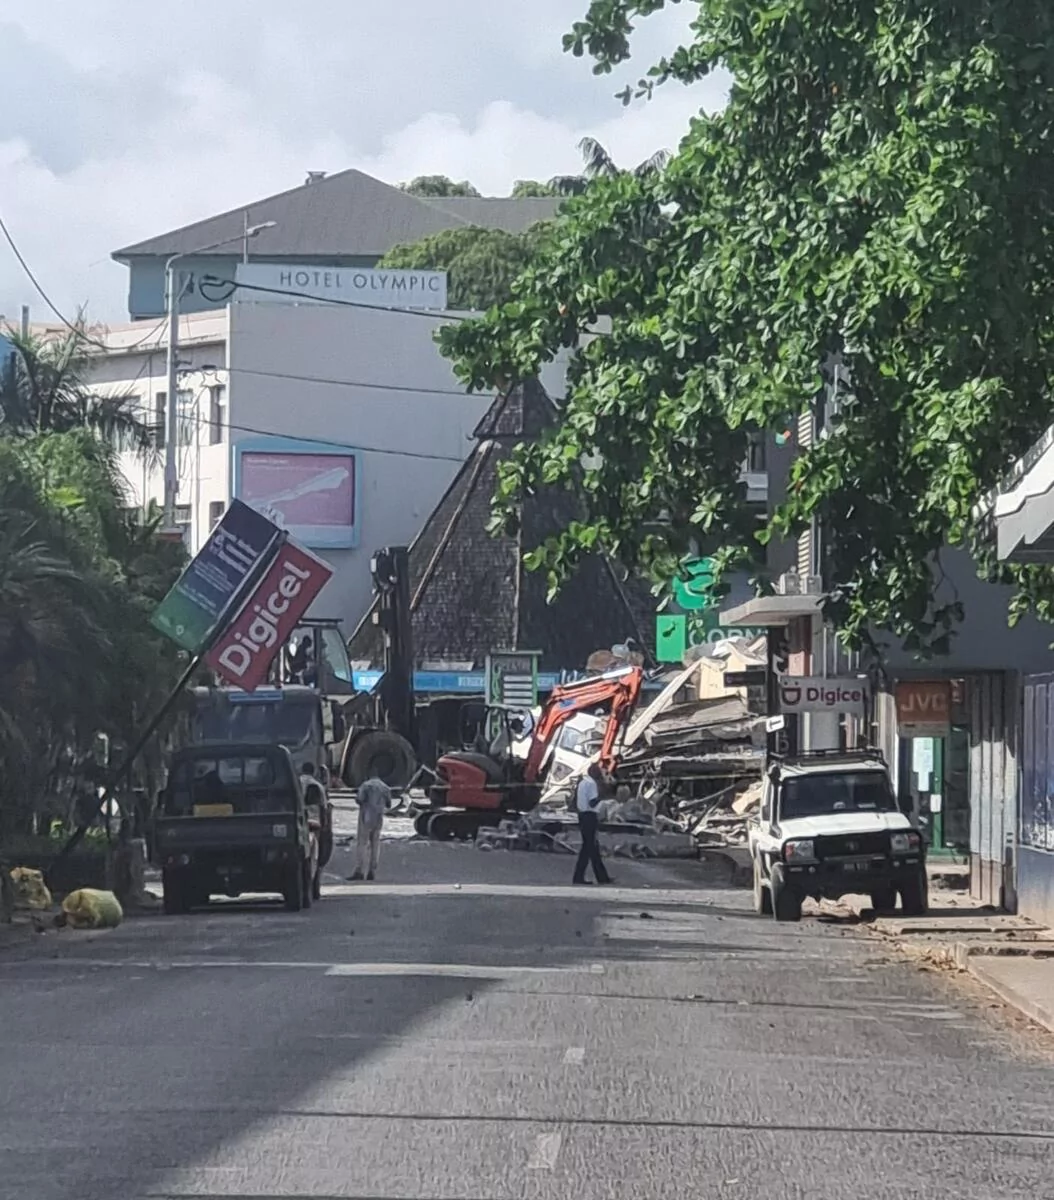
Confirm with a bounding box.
[422,666,644,835]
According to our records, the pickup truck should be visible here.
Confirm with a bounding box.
[749,749,927,922]
[154,742,319,914]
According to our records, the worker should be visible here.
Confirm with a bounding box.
[349,776,390,881]
[572,762,613,886]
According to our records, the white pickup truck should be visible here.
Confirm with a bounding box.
[749,749,927,922]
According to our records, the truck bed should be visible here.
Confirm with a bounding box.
[155,812,299,851]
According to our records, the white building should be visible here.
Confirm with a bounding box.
[85,300,512,630]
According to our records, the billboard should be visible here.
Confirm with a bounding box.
[234,263,448,310]
[151,500,282,652]
[206,541,333,691]
[235,439,359,549]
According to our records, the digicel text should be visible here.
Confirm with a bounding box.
[217,556,313,679]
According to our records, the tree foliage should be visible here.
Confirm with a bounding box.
[379,224,555,311]
[441,0,1054,651]
[547,135,671,194]
[0,332,185,841]
[399,175,482,197]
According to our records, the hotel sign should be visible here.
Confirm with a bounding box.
[234,263,448,310]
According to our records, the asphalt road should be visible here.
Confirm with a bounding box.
[2,834,1053,1200]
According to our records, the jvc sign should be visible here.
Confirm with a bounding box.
[895,680,951,738]
[778,676,869,715]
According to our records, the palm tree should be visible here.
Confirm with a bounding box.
[547,138,671,196]
[0,327,154,455]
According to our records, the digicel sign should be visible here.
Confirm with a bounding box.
[206,540,333,691]
[778,676,869,715]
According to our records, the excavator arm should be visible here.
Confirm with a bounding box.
[523,665,643,782]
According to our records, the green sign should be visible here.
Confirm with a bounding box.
[656,611,766,663]
[152,500,281,653]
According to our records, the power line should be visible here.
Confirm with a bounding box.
[218,365,482,400]
[124,394,470,464]
[199,275,474,322]
[0,210,170,353]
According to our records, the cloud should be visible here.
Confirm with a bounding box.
[0,1,728,322]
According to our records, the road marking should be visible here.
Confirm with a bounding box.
[527,1131,563,1170]
[326,963,596,978]
[563,1046,585,1065]
[12,959,600,977]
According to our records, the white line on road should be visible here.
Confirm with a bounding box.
[11,958,602,977]
[527,1131,563,1170]
[563,1046,585,1065]
[326,963,597,978]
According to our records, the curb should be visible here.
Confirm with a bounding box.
[967,958,1054,1037]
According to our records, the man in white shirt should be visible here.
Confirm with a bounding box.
[349,776,390,881]
[573,762,612,886]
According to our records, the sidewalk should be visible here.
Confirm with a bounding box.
[832,866,1054,1037]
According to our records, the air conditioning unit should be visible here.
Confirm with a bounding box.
[778,572,802,596]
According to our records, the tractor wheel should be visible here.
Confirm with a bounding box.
[344,730,416,790]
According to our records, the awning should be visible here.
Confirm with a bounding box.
[719,594,824,628]
[991,425,1054,562]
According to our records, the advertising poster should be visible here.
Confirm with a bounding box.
[237,446,358,549]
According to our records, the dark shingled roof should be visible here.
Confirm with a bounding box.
[346,379,655,672]
[113,169,562,261]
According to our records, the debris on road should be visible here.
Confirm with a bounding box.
[60,888,124,930]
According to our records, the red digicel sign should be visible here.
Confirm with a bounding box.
[206,540,332,691]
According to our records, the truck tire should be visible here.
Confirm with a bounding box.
[870,886,898,914]
[162,869,189,916]
[770,865,802,923]
[899,869,929,917]
[753,855,773,916]
[283,863,305,912]
[343,730,416,790]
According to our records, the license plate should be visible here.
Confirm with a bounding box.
[193,803,234,817]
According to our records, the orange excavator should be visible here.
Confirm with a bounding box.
[416,664,644,838]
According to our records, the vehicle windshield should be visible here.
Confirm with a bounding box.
[193,699,316,749]
[163,754,296,816]
[780,770,896,820]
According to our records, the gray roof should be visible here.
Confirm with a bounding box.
[113,169,562,261]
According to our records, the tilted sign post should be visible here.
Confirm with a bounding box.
[49,502,284,878]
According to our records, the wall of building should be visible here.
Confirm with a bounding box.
[1019,673,1054,925]
[226,301,492,630]
[872,549,1054,674]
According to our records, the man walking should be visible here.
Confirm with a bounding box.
[573,762,612,886]
[349,776,390,881]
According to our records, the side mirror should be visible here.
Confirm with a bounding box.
[332,714,347,742]
[761,802,771,823]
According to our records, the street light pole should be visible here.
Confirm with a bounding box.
[161,221,277,534]
[163,258,181,531]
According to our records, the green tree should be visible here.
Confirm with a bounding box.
[511,180,559,198]
[380,223,555,311]
[547,135,670,195]
[399,175,482,197]
[441,0,1054,651]
[0,330,185,854]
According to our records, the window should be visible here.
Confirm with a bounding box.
[745,430,768,473]
[208,500,224,530]
[174,504,192,546]
[208,384,227,445]
[154,392,166,448]
[177,389,194,446]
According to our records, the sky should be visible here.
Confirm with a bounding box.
[0,0,729,324]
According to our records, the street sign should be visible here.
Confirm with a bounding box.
[895,680,951,738]
[151,500,282,653]
[206,540,333,691]
[778,676,869,715]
